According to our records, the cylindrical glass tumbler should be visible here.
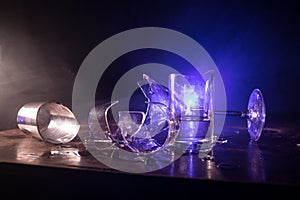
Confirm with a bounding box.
[169,71,214,154]
[17,102,80,144]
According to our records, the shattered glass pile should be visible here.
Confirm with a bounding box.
[87,74,179,155]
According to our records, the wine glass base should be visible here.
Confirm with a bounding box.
[247,89,266,141]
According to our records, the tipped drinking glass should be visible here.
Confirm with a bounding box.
[169,72,215,154]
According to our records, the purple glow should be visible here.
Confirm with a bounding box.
[182,86,199,110]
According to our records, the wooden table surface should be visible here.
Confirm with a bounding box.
[1,118,299,198]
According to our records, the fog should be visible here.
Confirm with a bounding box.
[1,1,299,130]
[0,3,75,130]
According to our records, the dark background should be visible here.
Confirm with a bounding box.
[0,0,299,130]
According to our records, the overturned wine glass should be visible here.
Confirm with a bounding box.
[144,73,266,143]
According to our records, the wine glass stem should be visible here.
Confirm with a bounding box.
[214,110,248,118]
